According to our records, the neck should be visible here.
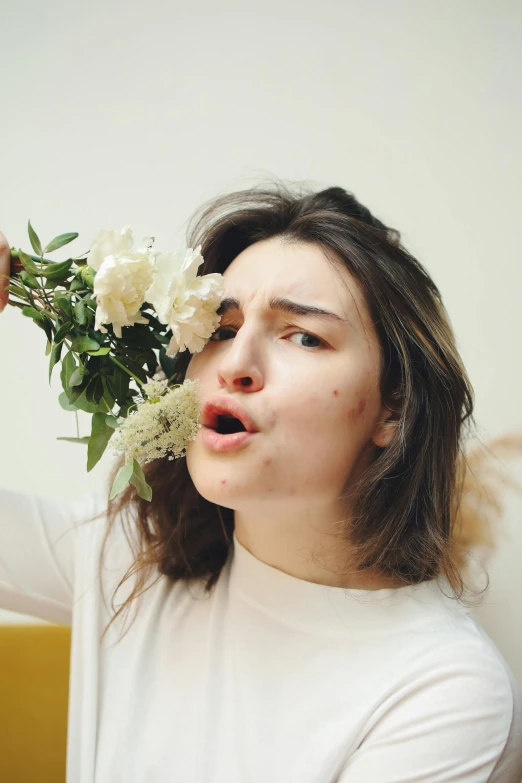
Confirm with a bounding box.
[232,501,404,590]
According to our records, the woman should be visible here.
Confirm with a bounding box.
[1,181,521,782]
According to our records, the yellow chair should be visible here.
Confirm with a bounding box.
[0,623,71,783]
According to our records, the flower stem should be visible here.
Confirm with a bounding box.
[10,249,55,265]
[109,355,144,387]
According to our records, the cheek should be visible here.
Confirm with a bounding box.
[347,396,366,422]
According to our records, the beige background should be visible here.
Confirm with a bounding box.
[1,1,521,683]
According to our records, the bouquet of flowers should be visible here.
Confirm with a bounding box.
[6,222,224,501]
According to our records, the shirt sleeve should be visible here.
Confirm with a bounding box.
[0,488,104,626]
[336,644,522,783]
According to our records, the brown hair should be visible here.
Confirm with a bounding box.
[98,178,498,644]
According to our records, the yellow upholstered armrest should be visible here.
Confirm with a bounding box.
[0,623,71,783]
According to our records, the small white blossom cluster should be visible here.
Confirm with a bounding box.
[112,379,202,464]
[142,377,170,400]
[86,226,224,353]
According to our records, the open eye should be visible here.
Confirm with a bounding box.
[288,332,325,350]
[209,327,236,342]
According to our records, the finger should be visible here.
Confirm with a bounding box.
[0,231,11,312]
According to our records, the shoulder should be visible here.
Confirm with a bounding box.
[341,631,522,781]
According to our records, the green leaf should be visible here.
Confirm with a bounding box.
[86,346,110,356]
[41,317,54,342]
[19,271,39,289]
[69,278,85,292]
[21,305,43,321]
[54,321,73,344]
[41,259,74,280]
[28,220,43,256]
[57,436,90,444]
[159,348,177,379]
[87,412,114,471]
[121,324,162,350]
[100,377,116,410]
[60,351,77,390]
[43,232,79,254]
[106,368,130,405]
[74,299,87,325]
[105,414,119,429]
[69,368,83,387]
[70,388,103,414]
[83,294,97,308]
[49,341,63,381]
[109,460,134,500]
[85,376,98,403]
[71,336,100,353]
[54,293,73,318]
[17,249,40,275]
[58,391,78,411]
[130,459,152,501]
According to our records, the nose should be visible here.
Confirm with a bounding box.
[216,325,264,393]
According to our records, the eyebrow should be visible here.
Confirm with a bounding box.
[216,296,348,324]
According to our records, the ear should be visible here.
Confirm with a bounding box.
[371,401,401,448]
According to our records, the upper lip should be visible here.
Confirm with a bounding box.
[201,395,259,433]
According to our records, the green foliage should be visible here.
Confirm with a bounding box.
[49,341,63,381]
[9,220,196,505]
[58,391,78,411]
[109,460,134,500]
[28,220,43,256]
[71,335,100,353]
[54,322,73,343]
[108,458,152,501]
[44,232,79,253]
[41,259,74,281]
[87,412,114,471]
[20,271,39,289]
[60,351,77,389]
[17,250,40,275]
[130,459,153,501]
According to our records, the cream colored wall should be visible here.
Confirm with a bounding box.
[1,1,521,682]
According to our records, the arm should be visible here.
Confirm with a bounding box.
[336,646,522,783]
[0,489,102,625]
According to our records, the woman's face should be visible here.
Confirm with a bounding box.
[185,237,393,517]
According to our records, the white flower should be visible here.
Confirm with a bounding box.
[87,226,156,338]
[112,379,202,463]
[146,245,225,355]
[142,378,169,399]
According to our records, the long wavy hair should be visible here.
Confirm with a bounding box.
[98,178,501,645]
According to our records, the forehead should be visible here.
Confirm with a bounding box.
[223,237,369,328]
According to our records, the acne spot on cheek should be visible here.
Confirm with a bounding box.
[220,479,227,485]
[348,398,366,420]
[263,459,271,466]
[332,389,339,397]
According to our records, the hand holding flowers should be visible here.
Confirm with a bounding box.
[3,222,224,501]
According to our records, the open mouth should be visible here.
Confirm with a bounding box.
[214,414,248,435]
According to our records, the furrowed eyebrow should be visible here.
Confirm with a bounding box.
[216,296,348,324]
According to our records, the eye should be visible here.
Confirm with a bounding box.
[208,327,236,342]
[207,326,326,350]
[287,331,325,350]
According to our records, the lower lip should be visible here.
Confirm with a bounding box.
[201,426,257,453]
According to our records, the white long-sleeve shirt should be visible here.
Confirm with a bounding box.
[1,488,521,782]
